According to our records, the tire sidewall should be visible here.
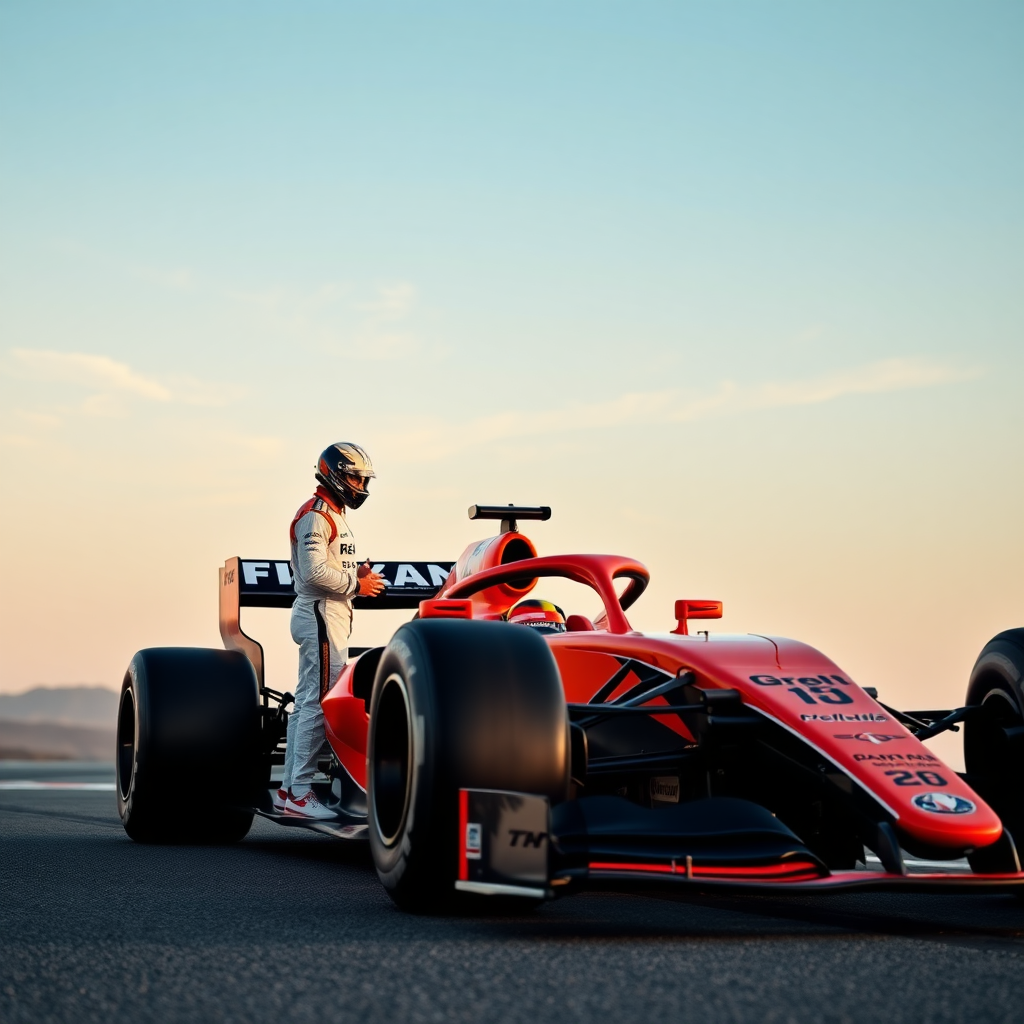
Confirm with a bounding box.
[366,620,568,911]
[966,634,1024,717]
[116,657,144,834]
[367,629,445,900]
[116,647,261,843]
[964,632,1024,845]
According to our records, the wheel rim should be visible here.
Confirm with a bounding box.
[117,688,136,801]
[372,673,412,846]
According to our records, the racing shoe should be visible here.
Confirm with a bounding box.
[270,787,289,811]
[284,788,336,820]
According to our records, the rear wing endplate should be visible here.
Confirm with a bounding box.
[219,557,455,686]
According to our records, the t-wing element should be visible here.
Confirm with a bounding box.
[468,504,552,535]
[446,553,649,634]
[671,600,724,636]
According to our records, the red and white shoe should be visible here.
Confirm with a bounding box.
[284,788,336,820]
[270,788,289,811]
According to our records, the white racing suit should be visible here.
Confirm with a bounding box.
[283,488,360,796]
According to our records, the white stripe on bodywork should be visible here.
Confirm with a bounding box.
[455,880,547,899]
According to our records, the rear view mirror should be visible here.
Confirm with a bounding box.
[672,599,723,635]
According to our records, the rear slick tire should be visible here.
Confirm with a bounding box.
[117,647,262,843]
[366,620,569,913]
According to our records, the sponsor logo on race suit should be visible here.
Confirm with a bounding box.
[913,792,976,814]
[836,733,904,744]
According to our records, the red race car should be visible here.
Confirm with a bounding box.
[116,504,1024,910]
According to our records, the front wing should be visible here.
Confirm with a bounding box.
[458,788,1024,900]
[580,865,1024,896]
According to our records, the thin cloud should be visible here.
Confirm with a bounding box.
[689,357,978,417]
[5,349,244,413]
[11,349,172,401]
[379,357,983,460]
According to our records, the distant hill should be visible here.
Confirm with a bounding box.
[0,687,118,760]
[0,720,114,761]
[0,686,119,728]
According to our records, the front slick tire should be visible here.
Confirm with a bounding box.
[964,630,1024,859]
[367,620,568,913]
[117,647,262,843]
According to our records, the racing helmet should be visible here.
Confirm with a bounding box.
[507,599,567,635]
[315,442,376,509]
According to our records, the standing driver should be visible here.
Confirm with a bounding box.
[275,442,386,819]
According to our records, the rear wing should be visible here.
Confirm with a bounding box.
[219,557,455,686]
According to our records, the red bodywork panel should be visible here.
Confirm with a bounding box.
[548,630,1002,852]
[320,536,1004,856]
[322,661,368,790]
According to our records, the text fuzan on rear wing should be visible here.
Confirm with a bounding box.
[232,559,456,609]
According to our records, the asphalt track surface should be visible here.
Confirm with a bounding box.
[3,764,1024,1024]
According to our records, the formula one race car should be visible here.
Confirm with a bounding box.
[116,504,1024,910]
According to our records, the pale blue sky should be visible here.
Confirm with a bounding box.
[1,2,1022,730]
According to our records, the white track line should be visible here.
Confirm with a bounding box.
[0,781,115,791]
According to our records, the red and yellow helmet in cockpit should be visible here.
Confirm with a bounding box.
[507,599,566,635]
